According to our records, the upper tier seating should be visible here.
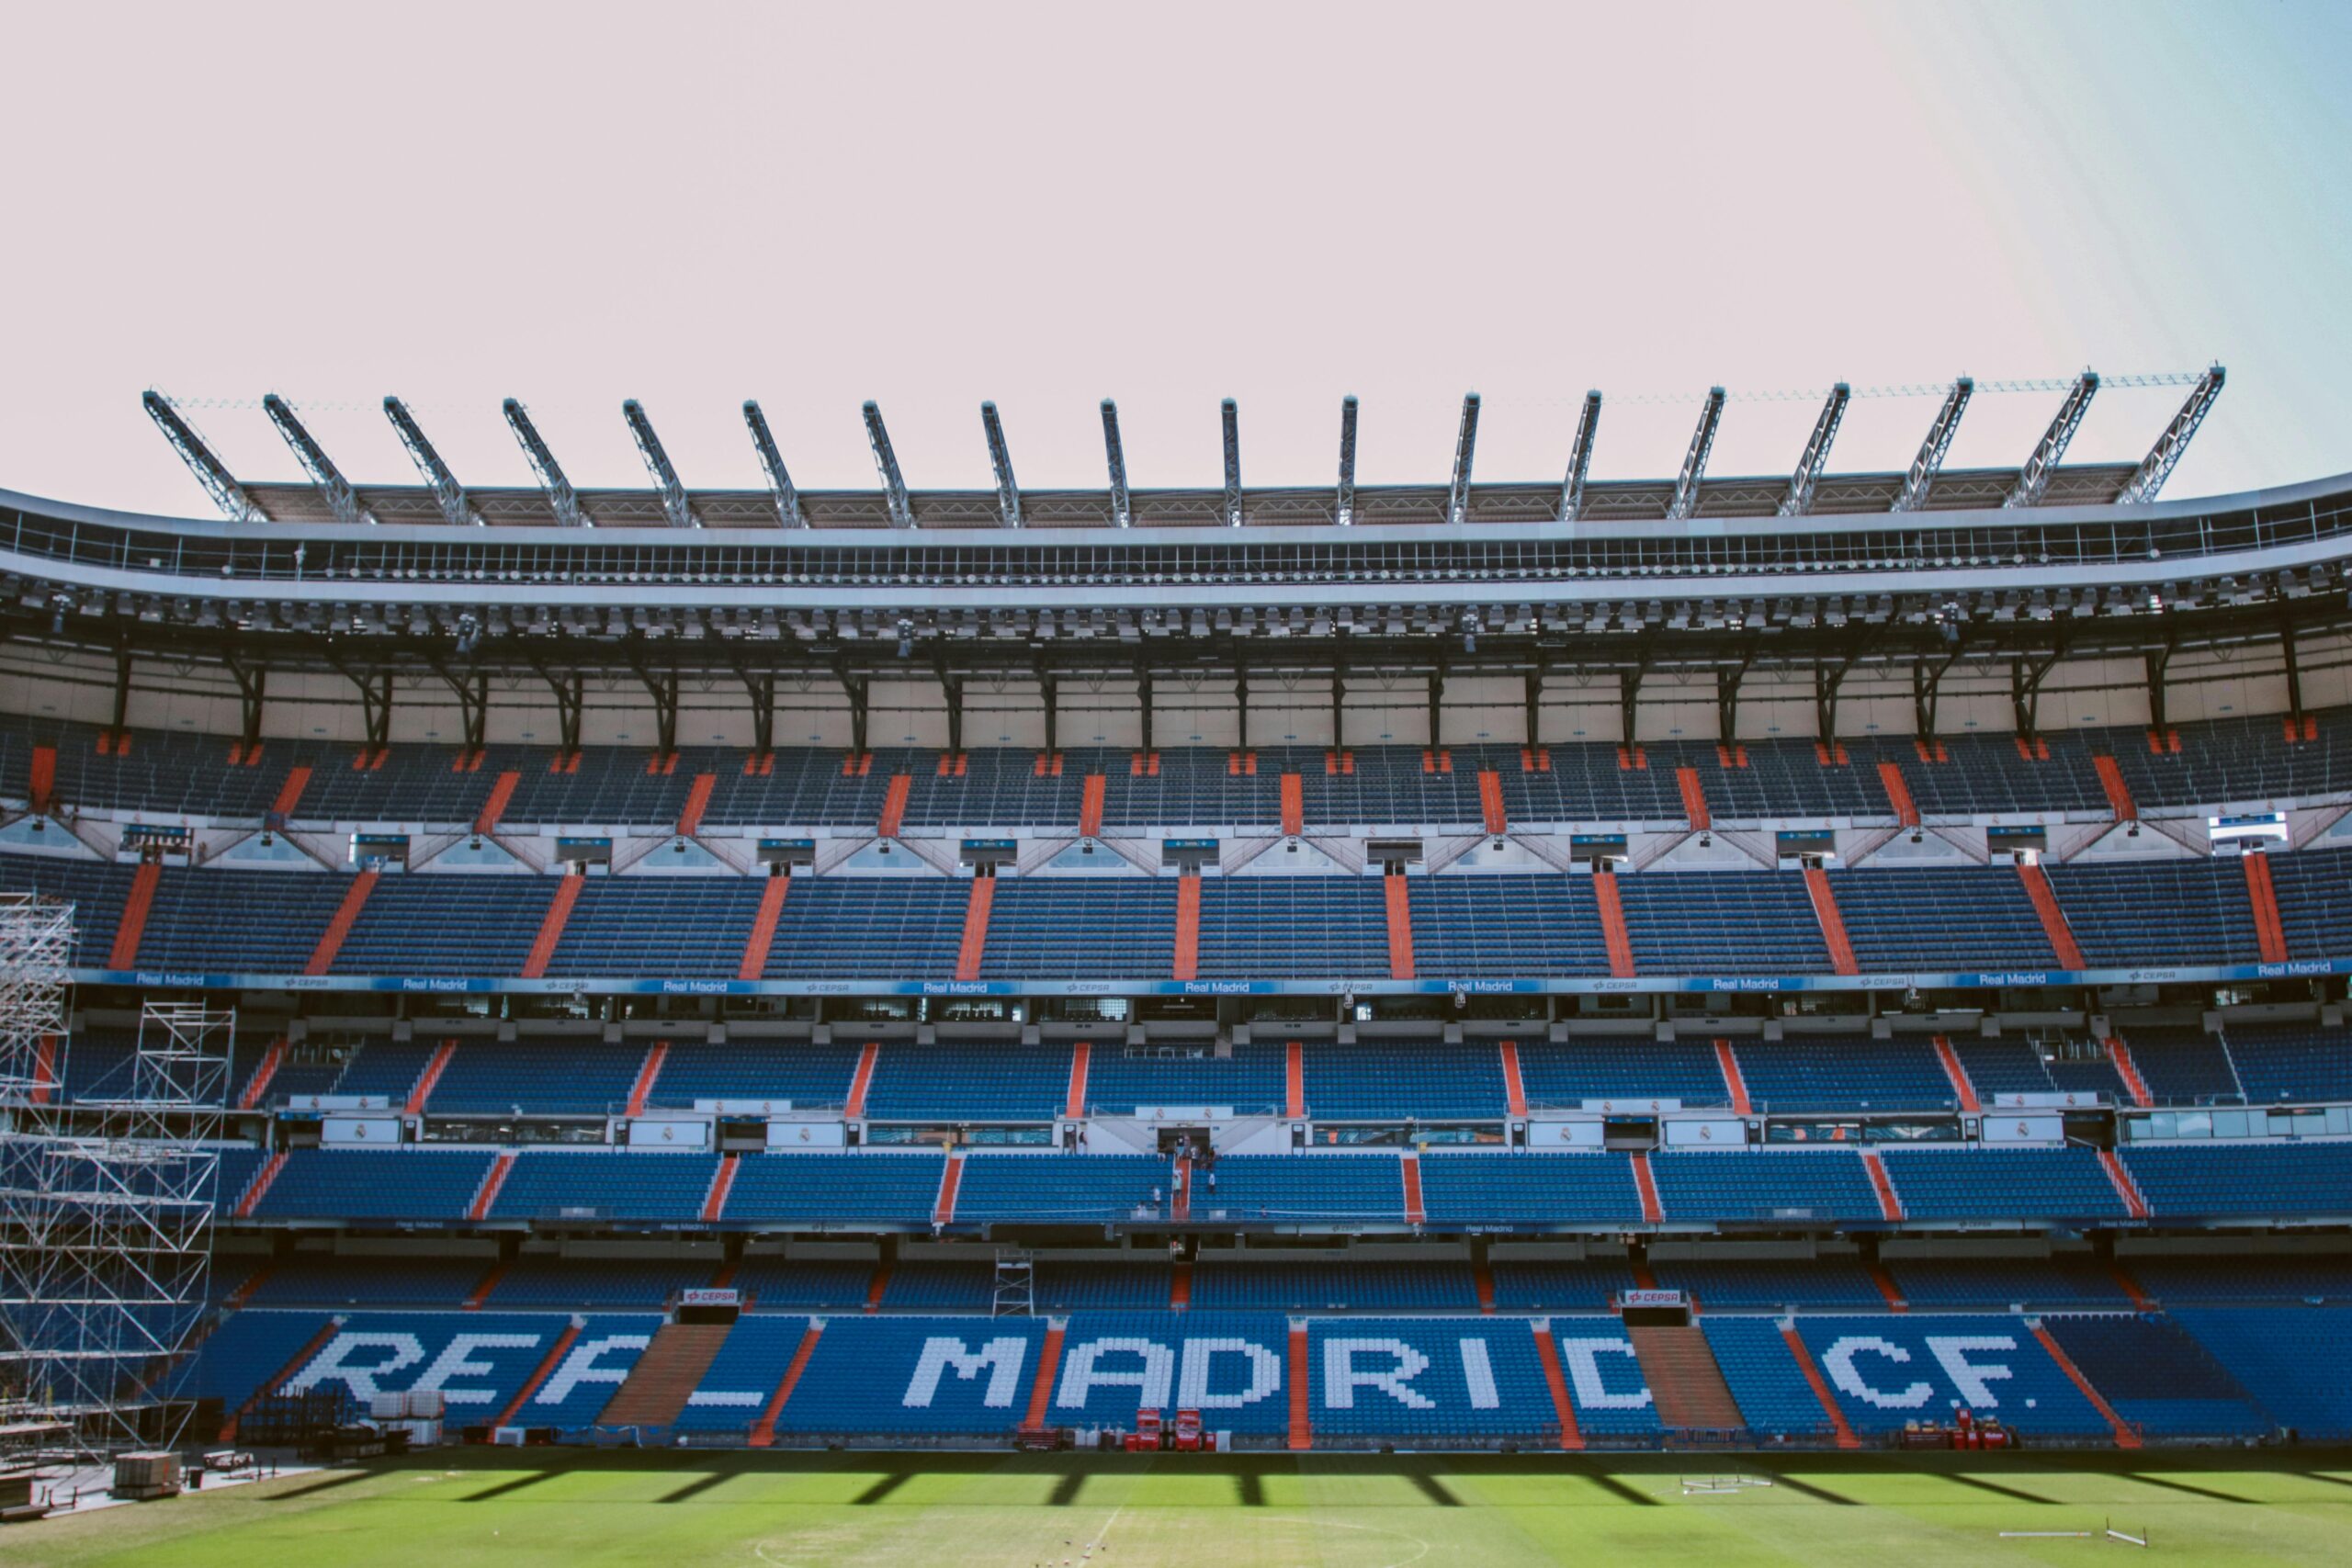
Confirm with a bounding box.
[1876,1147,2130,1223]
[2120,1142,2352,1219]
[16,706,2352,833]
[1299,1041,1507,1121]
[14,844,2352,984]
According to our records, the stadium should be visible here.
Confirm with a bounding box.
[5,357,2352,1562]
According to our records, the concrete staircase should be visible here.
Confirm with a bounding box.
[597,1322,733,1427]
[1627,1325,1745,1431]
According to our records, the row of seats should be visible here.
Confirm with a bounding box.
[13,850,2341,979]
[182,1303,2352,1441]
[19,707,2352,829]
[154,1029,2339,1122]
[209,1144,2352,1227]
[230,1252,2343,1314]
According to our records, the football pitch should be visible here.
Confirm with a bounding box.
[9,1447,2352,1566]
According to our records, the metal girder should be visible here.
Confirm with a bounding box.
[2144,640,2173,735]
[110,641,133,739]
[1524,660,1547,745]
[1777,383,1850,518]
[1235,664,1250,750]
[734,661,775,755]
[834,658,871,752]
[383,397,484,526]
[1039,665,1060,754]
[503,399,589,527]
[1716,646,1756,742]
[631,659,680,755]
[1666,387,1726,523]
[1101,400,1132,527]
[1428,667,1445,748]
[1220,399,1242,526]
[1446,392,1482,525]
[2011,645,2064,738]
[741,400,805,527]
[141,390,266,523]
[262,393,374,526]
[1892,378,1973,513]
[622,400,699,528]
[224,657,266,748]
[539,663,584,754]
[982,401,1021,528]
[936,656,966,753]
[1336,395,1359,526]
[2281,614,2303,729]
[1815,659,1850,744]
[433,661,490,751]
[2005,371,2099,509]
[1331,669,1347,747]
[2119,365,2226,503]
[1137,666,1155,751]
[863,400,912,527]
[334,660,395,750]
[1913,649,1960,739]
[1560,390,1601,524]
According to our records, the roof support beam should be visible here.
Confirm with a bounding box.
[2281,613,2304,730]
[1101,399,1132,527]
[538,663,583,755]
[1777,382,1850,517]
[2011,645,2064,739]
[741,400,805,527]
[1428,667,1446,748]
[982,400,1021,528]
[833,658,870,753]
[1716,647,1755,743]
[734,661,775,756]
[1335,395,1359,525]
[1235,664,1250,751]
[937,655,966,754]
[622,400,699,528]
[262,393,374,526]
[433,660,490,752]
[1221,399,1243,527]
[1913,650,1960,740]
[1137,666,1155,752]
[384,397,483,525]
[1445,391,1482,525]
[1560,390,1601,524]
[1524,660,1548,746]
[2144,641,2173,736]
[503,399,589,527]
[2119,365,2226,503]
[1666,387,1726,523]
[141,390,266,522]
[224,655,266,750]
[863,400,913,527]
[1892,378,1973,513]
[1039,665,1059,755]
[2005,371,2099,508]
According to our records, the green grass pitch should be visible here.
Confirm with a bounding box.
[10,1448,2352,1566]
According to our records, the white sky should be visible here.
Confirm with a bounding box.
[2,0,2346,514]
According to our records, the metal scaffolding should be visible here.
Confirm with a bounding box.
[1,927,230,1462]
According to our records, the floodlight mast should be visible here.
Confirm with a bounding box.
[2119,365,2226,503]
[141,390,266,522]
[503,399,590,527]
[1446,392,1482,525]
[1666,387,1726,523]
[864,400,913,527]
[2005,370,2099,508]
[1335,395,1359,525]
[1778,382,1851,517]
[1892,378,1973,513]
[384,397,484,525]
[1221,399,1242,526]
[1101,400,1132,527]
[1560,390,1601,524]
[741,400,805,526]
[622,400,699,527]
[262,393,375,525]
[982,400,1021,527]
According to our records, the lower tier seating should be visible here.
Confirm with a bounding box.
[183,1302,2345,1445]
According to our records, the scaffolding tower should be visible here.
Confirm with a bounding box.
[1,898,230,1461]
[992,1247,1035,1317]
